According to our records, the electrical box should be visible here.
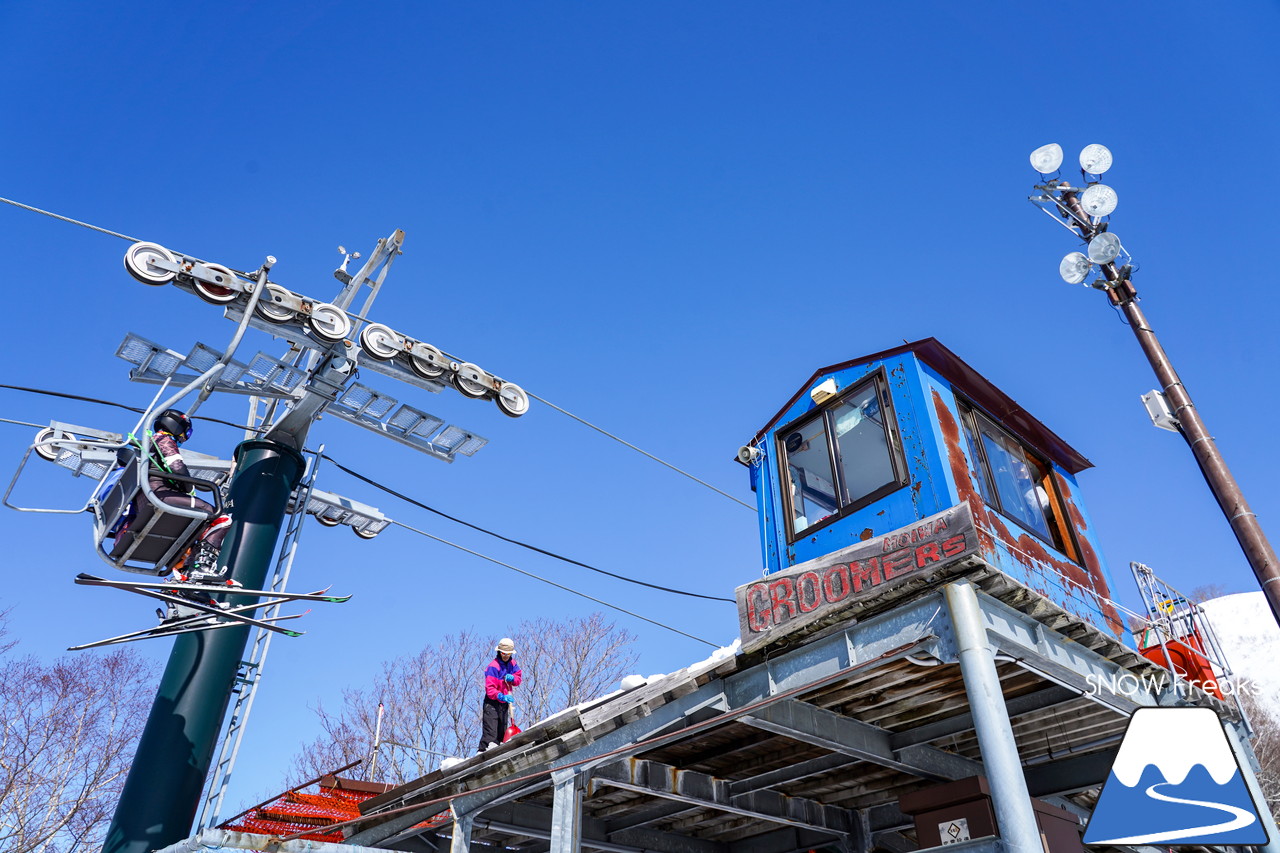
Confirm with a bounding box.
[1141,390,1180,433]
[899,777,1083,853]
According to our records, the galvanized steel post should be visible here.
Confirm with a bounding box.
[449,810,475,853]
[103,439,305,853]
[943,581,1043,853]
[549,768,585,853]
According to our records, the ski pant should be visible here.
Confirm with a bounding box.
[127,487,229,549]
[479,698,509,751]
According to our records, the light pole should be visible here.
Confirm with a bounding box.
[1027,143,1280,629]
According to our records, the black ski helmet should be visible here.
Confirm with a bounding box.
[153,409,193,443]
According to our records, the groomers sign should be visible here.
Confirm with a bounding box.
[736,504,980,651]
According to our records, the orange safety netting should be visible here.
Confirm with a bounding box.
[220,778,450,843]
[221,781,383,842]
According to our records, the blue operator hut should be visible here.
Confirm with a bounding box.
[737,338,1124,647]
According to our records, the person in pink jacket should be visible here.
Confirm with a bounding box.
[478,637,522,752]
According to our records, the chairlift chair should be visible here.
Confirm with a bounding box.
[96,443,225,575]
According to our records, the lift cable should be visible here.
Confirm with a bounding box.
[528,392,755,512]
[0,384,258,432]
[320,453,735,604]
[0,416,44,429]
[392,519,719,648]
[0,408,721,650]
[0,195,142,244]
[1,195,754,514]
[0,384,734,604]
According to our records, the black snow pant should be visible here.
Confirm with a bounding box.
[479,698,509,752]
[145,487,227,548]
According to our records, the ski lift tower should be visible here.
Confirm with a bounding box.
[98,232,529,853]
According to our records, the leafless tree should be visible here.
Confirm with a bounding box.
[291,615,638,787]
[1239,687,1280,821]
[0,610,156,853]
[516,613,638,723]
[1187,583,1236,604]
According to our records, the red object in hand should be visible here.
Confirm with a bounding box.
[503,721,521,742]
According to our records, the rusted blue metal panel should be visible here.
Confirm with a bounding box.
[744,339,1124,639]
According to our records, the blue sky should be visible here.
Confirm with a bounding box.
[2,1,1279,811]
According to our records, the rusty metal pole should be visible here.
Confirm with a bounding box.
[1112,288,1280,626]
[1060,187,1280,629]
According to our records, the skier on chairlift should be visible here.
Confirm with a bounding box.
[121,409,234,584]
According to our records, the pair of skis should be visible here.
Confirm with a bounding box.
[70,573,351,651]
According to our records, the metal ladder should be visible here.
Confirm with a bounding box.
[195,448,324,830]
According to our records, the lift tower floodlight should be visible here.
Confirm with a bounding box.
[1027,144,1280,631]
[100,230,526,853]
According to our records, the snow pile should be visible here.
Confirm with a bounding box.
[688,638,741,672]
[1200,592,1280,722]
[620,674,647,690]
[440,756,464,771]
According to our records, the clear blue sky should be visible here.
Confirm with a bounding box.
[2,1,1279,811]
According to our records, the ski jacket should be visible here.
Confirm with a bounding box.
[484,655,522,701]
[143,430,193,493]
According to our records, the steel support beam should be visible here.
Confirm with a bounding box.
[944,581,1041,853]
[969,588,1175,714]
[725,596,949,710]
[742,700,982,782]
[550,769,585,853]
[474,801,723,853]
[728,754,859,796]
[869,830,916,853]
[1023,748,1118,798]
[449,812,473,853]
[889,685,1079,749]
[726,825,852,853]
[592,758,854,839]
[866,803,911,833]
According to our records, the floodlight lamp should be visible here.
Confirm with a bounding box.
[1087,232,1122,264]
[1080,184,1118,217]
[1030,143,1064,174]
[1079,144,1113,175]
[1059,252,1092,285]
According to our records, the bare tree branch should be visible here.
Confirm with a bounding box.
[0,607,156,853]
[289,614,637,786]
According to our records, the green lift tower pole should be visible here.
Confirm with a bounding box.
[103,439,305,853]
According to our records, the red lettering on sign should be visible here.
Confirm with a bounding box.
[746,585,772,632]
[770,579,798,622]
[849,558,882,592]
[914,542,942,567]
[796,572,822,612]
[882,549,914,579]
[823,564,851,603]
[941,533,967,557]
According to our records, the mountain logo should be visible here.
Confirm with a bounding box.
[1084,707,1269,845]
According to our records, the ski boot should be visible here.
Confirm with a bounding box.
[182,540,242,589]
